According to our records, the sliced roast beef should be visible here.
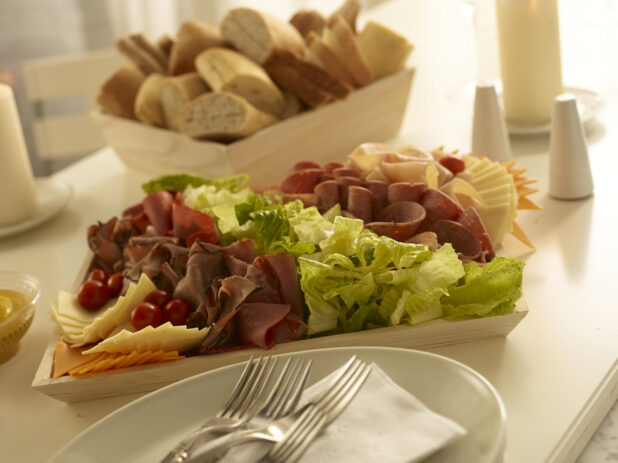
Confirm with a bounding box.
[172,198,219,244]
[262,253,304,319]
[237,302,292,348]
[173,242,224,309]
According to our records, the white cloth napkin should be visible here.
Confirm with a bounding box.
[220,361,467,463]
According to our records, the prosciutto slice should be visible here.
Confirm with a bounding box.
[262,254,304,319]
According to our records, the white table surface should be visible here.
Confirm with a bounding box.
[1,1,617,462]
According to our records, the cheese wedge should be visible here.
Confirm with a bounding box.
[83,323,209,355]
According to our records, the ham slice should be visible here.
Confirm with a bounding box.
[237,303,292,348]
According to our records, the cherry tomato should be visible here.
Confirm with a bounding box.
[87,269,108,283]
[439,155,466,175]
[77,280,110,311]
[163,299,192,326]
[107,272,124,297]
[131,302,162,330]
[145,289,172,308]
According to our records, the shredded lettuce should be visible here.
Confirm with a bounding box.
[142,173,250,194]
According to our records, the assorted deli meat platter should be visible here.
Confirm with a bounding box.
[33,141,540,402]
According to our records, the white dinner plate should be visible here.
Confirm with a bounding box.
[506,86,603,135]
[0,177,72,239]
[49,347,506,463]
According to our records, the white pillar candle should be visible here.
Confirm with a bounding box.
[496,0,564,126]
[0,84,37,225]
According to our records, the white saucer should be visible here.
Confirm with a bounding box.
[0,177,72,239]
[507,87,603,135]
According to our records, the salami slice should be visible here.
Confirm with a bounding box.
[428,219,482,259]
[280,168,323,194]
[315,180,340,212]
[367,180,388,214]
[457,206,493,253]
[387,182,426,205]
[405,231,439,251]
[322,161,345,173]
[418,188,464,231]
[333,167,358,179]
[337,176,363,209]
[366,201,426,241]
[289,160,321,173]
[282,193,318,208]
[347,186,374,223]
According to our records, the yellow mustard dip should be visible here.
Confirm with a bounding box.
[0,289,31,321]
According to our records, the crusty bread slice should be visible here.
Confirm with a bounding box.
[323,14,373,87]
[357,21,414,79]
[268,51,351,100]
[329,0,361,33]
[265,58,331,108]
[97,65,145,120]
[282,91,303,119]
[168,21,226,75]
[134,73,166,126]
[221,8,305,64]
[179,92,279,141]
[116,37,166,75]
[195,47,285,117]
[160,73,209,131]
[156,34,174,58]
[129,33,168,71]
[305,31,357,88]
[290,9,326,37]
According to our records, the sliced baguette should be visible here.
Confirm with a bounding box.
[129,33,168,71]
[195,47,285,117]
[179,91,279,141]
[168,21,226,75]
[329,0,361,33]
[116,37,165,75]
[221,8,305,64]
[323,14,373,87]
[97,65,145,120]
[289,9,326,37]
[134,73,166,126]
[305,31,357,88]
[282,91,303,119]
[268,51,351,100]
[264,58,332,108]
[160,73,209,131]
[357,21,414,79]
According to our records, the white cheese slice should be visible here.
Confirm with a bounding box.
[472,167,509,188]
[83,323,210,355]
[478,204,514,245]
[56,290,107,324]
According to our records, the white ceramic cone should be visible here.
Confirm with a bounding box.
[548,93,594,200]
[0,83,37,225]
[471,83,512,163]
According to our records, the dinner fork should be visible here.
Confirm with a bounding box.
[165,356,312,463]
[161,355,277,463]
[186,356,370,463]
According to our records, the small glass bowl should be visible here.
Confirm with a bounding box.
[0,271,40,363]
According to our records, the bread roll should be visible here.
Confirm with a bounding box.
[221,8,305,64]
[289,10,325,37]
[323,14,373,86]
[305,31,357,88]
[134,73,166,126]
[195,47,285,117]
[179,92,278,141]
[160,73,209,131]
[168,21,226,75]
[358,21,414,79]
[97,65,145,120]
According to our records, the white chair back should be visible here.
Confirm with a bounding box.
[22,48,124,164]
